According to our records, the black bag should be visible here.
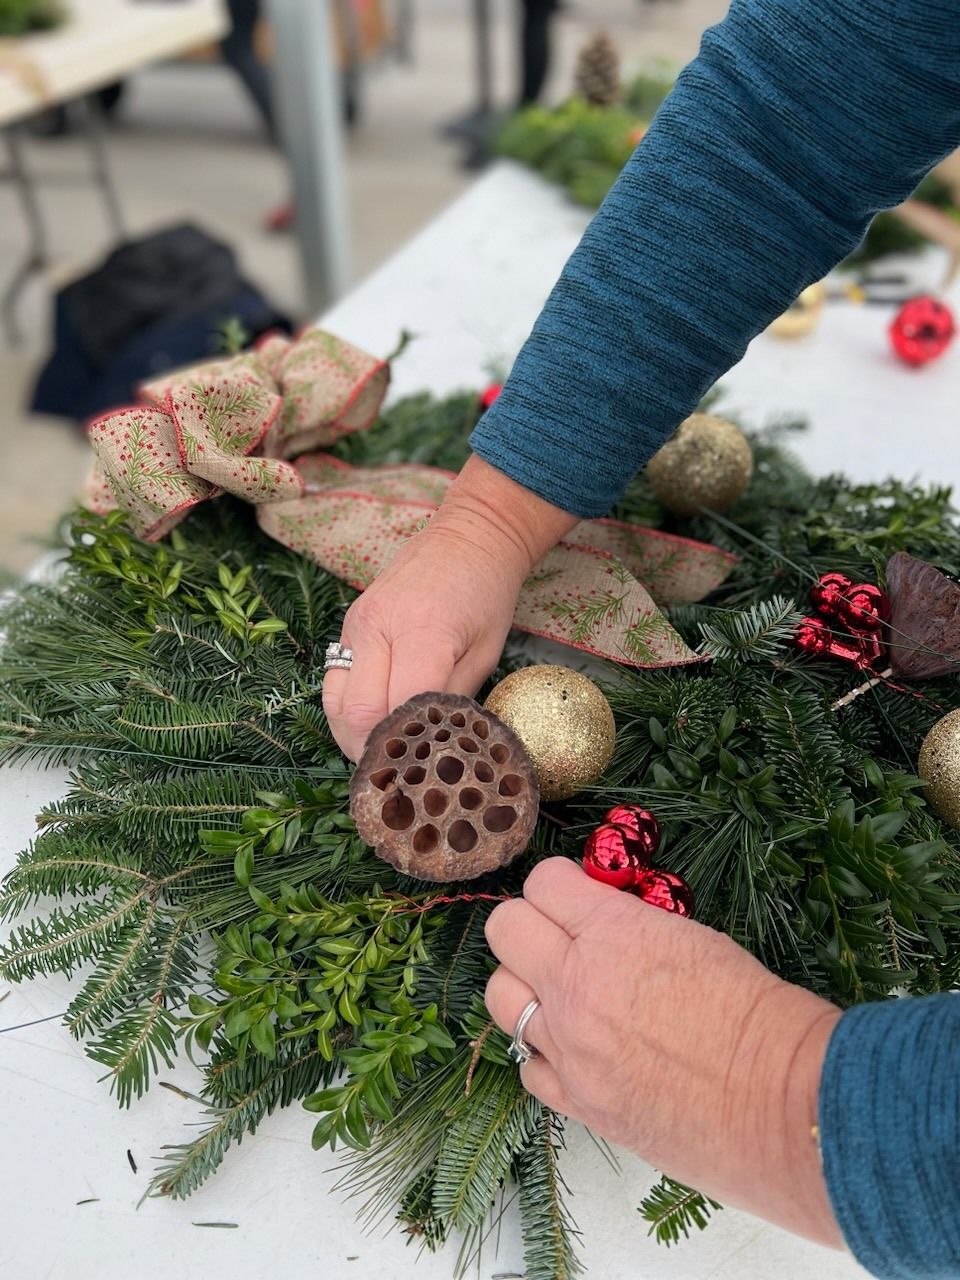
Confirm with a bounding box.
[31,223,292,421]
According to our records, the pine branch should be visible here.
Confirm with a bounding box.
[516,1109,584,1280]
[698,596,801,662]
[432,1063,541,1229]
[638,1175,723,1245]
[87,915,197,1105]
[150,1038,332,1198]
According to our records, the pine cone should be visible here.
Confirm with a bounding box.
[574,32,622,107]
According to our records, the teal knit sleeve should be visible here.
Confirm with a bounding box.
[819,995,960,1278]
[469,0,960,517]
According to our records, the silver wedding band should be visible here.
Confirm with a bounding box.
[508,999,542,1066]
[324,642,354,672]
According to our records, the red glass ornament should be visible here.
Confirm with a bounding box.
[479,383,504,410]
[633,868,695,917]
[794,616,868,668]
[602,804,661,862]
[889,296,955,367]
[582,824,643,889]
[810,572,852,619]
[838,583,889,635]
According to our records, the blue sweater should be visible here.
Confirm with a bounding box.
[469,0,960,1273]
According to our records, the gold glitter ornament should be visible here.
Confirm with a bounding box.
[768,280,827,339]
[646,413,753,516]
[918,709,960,831]
[484,665,615,802]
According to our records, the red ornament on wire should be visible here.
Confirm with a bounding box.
[889,296,955,367]
[603,804,661,861]
[479,383,504,410]
[582,824,644,889]
[582,809,694,916]
[633,868,695,917]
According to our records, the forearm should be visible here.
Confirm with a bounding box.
[471,0,960,517]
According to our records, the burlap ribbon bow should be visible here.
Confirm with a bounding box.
[87,328,736,667]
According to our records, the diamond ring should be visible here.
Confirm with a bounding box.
[324,641,354,671]
[507,999,542,1066]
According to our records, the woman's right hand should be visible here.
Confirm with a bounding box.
[322,455,578,762]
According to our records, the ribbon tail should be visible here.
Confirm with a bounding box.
[517,545,702,667]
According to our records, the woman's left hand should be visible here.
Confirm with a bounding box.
[485,857,844,1247]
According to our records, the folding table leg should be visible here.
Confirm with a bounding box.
[1,124,49,347]
[77,93,127,242]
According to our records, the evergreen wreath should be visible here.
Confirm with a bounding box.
[2,388,960,1276]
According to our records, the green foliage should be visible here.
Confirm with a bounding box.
[639,1176,723,1245]
[2,390,960,1270]
[497,97,647,208]
[516,1110,584,1279]
[499,88,959,267]
[624,63,676,118]
[0,0,63,36]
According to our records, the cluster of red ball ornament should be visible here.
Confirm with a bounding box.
[582,805,694,916]
[795,572,890,671]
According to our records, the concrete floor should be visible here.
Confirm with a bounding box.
[0,0,726,574]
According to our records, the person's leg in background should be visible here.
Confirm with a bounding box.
[220,0,277,141]
[519,0,560,106]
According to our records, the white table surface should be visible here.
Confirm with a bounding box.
[7,160,951,1279]
[0,0,227,127]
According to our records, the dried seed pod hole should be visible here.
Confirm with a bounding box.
[403,766,427,785]
[434,729,451,743]
[459,787,483,810]
[498,774,523,797]
[385,738,407,759]
[483,806,518,833]
[414,741,431,760]
[474,761,495,783]
[450,712,466,727]
[436,756,465,784]
[490,743,509,764]
[382,794,415,830]
[473,720,489,740]
[448,820,478,852]
[423,788,448,817]
[427,706,444,724]
[404,721,426,738]
[413,824,440,854]
[370,768,397,792]
[458,737,479,753]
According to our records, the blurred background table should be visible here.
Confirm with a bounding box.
[5,159,950,1280]
[0,0,227,340]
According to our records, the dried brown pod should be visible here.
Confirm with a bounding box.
[886,552,960,679]
[349,692,540,882]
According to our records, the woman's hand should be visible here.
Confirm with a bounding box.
[485,857,844,1248]
[323,456,578,761]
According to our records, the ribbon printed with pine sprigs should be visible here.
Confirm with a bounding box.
[87,328,736,668]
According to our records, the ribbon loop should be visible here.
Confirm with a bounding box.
[86,328,737,669]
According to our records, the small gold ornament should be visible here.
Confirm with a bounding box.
[918,709,960,831]
[646,413,753,516]
[768,280,827,339]
[484,665,615,802]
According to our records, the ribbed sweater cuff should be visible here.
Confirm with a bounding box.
[819,995,960,1279]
